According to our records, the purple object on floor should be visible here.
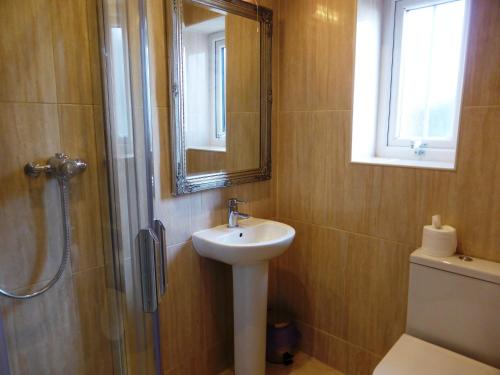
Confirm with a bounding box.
[266,320,301,365]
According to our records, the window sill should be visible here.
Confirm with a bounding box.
[351,156,455,170]
[186,146,226,153]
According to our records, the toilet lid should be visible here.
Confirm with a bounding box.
[374,334,500,375]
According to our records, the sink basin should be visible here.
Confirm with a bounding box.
[192,218,295,375]
[192,218,295,265]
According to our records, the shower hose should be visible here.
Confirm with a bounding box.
[0,177,72,300]
[0,154,86,300]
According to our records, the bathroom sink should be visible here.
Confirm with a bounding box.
[192,217,295,375]
[192,217,295,265]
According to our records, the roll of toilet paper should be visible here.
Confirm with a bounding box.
[421,225,457,257]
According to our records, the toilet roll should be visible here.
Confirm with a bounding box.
[421,224,457,257]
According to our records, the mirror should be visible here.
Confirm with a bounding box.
[168,0,273,195]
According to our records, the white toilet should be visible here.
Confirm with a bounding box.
[374,248,500,375]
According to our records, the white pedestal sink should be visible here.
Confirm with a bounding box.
[192,218,295,375]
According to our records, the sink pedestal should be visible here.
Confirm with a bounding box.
[233,262,269,375]
[192,218,295,374]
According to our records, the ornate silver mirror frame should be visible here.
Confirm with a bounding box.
[167,0,273,195]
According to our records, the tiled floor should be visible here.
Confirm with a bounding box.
[219,352,344,375]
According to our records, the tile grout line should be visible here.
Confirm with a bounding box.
[276,216,418,249]
[297,319,383,360]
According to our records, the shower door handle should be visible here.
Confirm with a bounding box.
[154,220,167,299]
[138,220,168,313]
[138,229,160,313]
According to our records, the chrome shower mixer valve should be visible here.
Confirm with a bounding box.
[24,153,87,180]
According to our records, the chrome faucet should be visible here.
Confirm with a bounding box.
[227,198,250,228]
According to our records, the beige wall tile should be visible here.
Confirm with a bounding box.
[154,106,172,199]
[159,194,194,246]
[449,107,500,261]
[0,0,57,103]
[275,222,410,359]
[0,271,113,375]
[462,0,500,107]
[187,148,227,175]
[346,344,381,375]
[161,241,203,371]
[206,341,233,375]
[189,189,227,235]
[0,275,81,375]
[325,127,489,251]
[165,340,231,375]
[72,267,114,374]
[164,350,209,375]
[147,0,169,108]
[327,162,380,238]
[182,2,221,26]
[0,103,62,289]
[297,321,381,375]
[226,14,261,113]
[275,220,317,324]
[226,112,261,172]
[200,257,233,348]
[411,169,454,248]
[225,179,275,219]
[279,0,355,111]
[50,0,93,104]
[277,111,348,225]
[58,104,105,272]
[276,220,348,339]
[367,167,419,245]
[344,234,411,356]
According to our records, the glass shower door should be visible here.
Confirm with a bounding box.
[99,0,164,373]
[0,0,162,374]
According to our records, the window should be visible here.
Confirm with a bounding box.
[214,38,226,139]
[352,0,470,169]
[209,32,226,146]
[385,0,467,156]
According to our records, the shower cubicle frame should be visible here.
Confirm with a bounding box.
[95,0,164,373]
[0,0,164,373]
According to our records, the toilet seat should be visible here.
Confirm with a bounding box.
[374,334,500,375]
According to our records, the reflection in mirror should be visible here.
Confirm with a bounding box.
[182,1,261,177]
[169,0,272,195]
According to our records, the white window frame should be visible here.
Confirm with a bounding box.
[208,31,226,148]
[376,0,470,164]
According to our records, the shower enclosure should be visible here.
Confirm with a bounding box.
[0,0,163,373]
